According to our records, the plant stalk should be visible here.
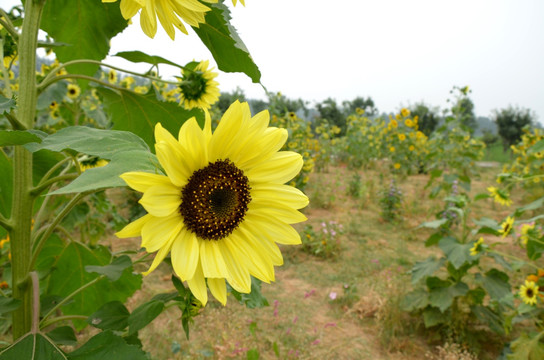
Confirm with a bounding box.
[11,0,45,340]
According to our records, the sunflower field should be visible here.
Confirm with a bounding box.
[1,1,544,360]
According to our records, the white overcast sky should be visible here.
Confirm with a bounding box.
[6,0,544,123]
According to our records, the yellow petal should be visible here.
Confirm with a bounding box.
[120,172,170,193]
[229,230,275,283]
[142,231,177,276]
[245,151,303,184]
[208,101,245,161]
[235,128,288,169]
[248,200,307,224]
[250,183,309,210]
[207,278,227,306]
[218,240,251,293]
[141,212,182,252]
[244,213,302,245]
[187,261,207,306]
[199,240,228,278]
[116,214,151,238]
[139,183,181,217]
[171,230,199,281]
[177,117,208,170]
[140,5,157,38]
[239,224,283,266]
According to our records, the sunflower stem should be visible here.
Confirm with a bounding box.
[10,0,45,340]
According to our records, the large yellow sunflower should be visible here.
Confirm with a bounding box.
[177,60,220,110]
[117,101,309,306]
[103,0,217,40]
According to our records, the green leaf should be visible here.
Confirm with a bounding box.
[473,217,499,228]
[40,0,128,78]
[0,95,16,114]
[474,192,491,201]
[529,139,544,154]
[228,277,269,309]
[88,301,130,331]
[50,150,158,195]
[85,256,132,282]
[246,349,260,360]
[423,306,445,327]
[508,332,544,360]
[114,51,181,69]
[427,277,469,312]
[37,82,67,111]
[476,269,511,302]
[438,236,473,269]
[418,218,448,229]
[25,126,149,159]
[400,288,429,312]
[39,237,142,330]
[0,332,67,360]
[192,2,261,83]
[515,196,544,215]
[46,326,78,346]
[67,330,147,360]
[411,256,445,284]
[98,87,204,150]
[127,300,164,335]
[0,296,21,314]
[471,305,505,334]
[0,130,44,146]
[425,232,443,247]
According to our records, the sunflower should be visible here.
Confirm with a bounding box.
[519,280,539,305]
[498,216,514,238]
[103,0,216,40]
[117,101,308,306]
[487,186,512,207]
[177,60,220,110]
[469,237,484,256]
[66,84,81,100]
[79,156,109,172]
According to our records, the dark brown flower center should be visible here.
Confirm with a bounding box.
[180,159,251,240]
[527,289,534,298]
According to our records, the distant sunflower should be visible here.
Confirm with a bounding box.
[177,60,220,110]
[470,237,484,256]
[487,186,512,207]
[117,101,308,306]
[498,216,515,238]
[519,280,539,305]
[79,156,109,172]
[66,84,81,100]
[103,0,216,40]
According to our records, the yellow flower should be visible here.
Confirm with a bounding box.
[400,108,410,117]
[49,101,59,112]
[79,156,109,172]
[498,216,514,238]
[405,119,413,127]
[390,120,398,128]
[0,235,9,249]
[470,237,484,256]
[519,280,539,305]
[103,0,216,40]
[398,133,406,142]
[487,186,512,207]
[520,223,536,245]
[356,108,365,115]
[108,69,118,84]
[389,146,395,153]
[231,0,245,5]
[409,145,415,152]
[66,84,81,100]
[178,60,220,110]
[394,163,401,170]
[117,101,309,306]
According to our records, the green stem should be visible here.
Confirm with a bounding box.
[30,173,78,196]
[30,272,39,334]
[39,275,105,327]
[0,212,12,230]
[11,0,45,340]
[40,315,89,330]
[30,191,93,270]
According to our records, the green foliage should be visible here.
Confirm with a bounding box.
[409,101,439,136]
[378,179,403,222]
[0,332,67,360]
[300,221,344,259]
[493,105,535,148]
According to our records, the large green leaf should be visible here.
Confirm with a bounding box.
[411,256,445,284]
[438,236,473,269]
[39,237,142,329]
[40,0,128,77]
[422,306,446,328]
[400,288,429,312]
[25,126,149,158]
[0,94,16,114]
[476,269,511,302]
[508,332,544,360]
[127,300,164,335]
[67,331,146,360]
[85,255,133,282]
[427,277,469,312]
[0,332,67,360]
[49,150,158,195]
[114,51,182,69]
[88,301,130,331]
[192,2,261,83]
[97,87,204,150]
[0,296,21,315]
[0,130,44,146]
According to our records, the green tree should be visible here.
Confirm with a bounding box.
[342,96,378,116]
[410,102,439,136]
[450,86,477,133]
[316,97,346,134]
[215,87,247,113]
[493,105,535,149]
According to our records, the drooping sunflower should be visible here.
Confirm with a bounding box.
[117,101,309,306]
[519,280,539,305]
[469,237,484,256]
[177,60,220,110]
[487,186,512,207]
[103,0,217,40]
[498,216,515,238]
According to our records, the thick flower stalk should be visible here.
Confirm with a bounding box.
[117,101,309,305]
